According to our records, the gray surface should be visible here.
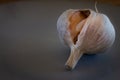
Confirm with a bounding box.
[0,1,120,80]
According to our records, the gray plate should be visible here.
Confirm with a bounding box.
[0,1,120,80]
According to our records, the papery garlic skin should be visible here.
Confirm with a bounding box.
[79,12,115,53]
[57,9,115,70]
[57,9,74,47]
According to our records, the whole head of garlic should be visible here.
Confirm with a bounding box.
[57,9,115,71]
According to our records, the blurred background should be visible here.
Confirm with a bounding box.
[0,0,120,5]
[0,0,120,80]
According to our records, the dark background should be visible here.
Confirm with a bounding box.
[0,1,120,80]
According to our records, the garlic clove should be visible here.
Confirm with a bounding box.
[57,9,115,70]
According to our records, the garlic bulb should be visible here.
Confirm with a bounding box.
[57,9,115,70]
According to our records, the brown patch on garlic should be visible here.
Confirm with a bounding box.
[69,10,90,44]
